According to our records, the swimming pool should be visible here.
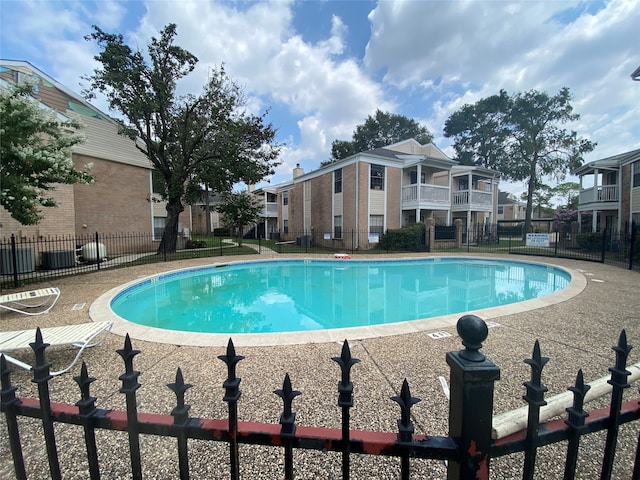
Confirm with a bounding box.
[94,257,583,346]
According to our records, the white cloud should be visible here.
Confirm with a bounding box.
[364,0,640,165]
[134,0,391,177]
[3,0,637,192]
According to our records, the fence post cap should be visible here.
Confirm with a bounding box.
[457,315,488,362]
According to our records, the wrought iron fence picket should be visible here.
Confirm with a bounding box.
[1,315,639,479]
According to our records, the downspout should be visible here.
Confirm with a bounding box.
[149,171,154,236]
[355,161,359,249]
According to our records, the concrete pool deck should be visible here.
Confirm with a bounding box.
[1,252,639,479]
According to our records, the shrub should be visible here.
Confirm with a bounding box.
[576,232,602,251]
[213,228,230,237]
[379,223,426,251]
[185,239,207,249]
[497,224,523,237]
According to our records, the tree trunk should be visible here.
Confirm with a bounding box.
[523,172,536,240]
[237,226,243,247]
[158,198,184,254]
[204,183,212,236]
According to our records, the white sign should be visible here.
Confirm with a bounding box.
[526,233,550,247]
[368,233,380,243]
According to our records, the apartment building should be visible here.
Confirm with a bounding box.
[253,139,499,250]
[497,191,527,221]
[575,148,640,232]
[0,60,175,240]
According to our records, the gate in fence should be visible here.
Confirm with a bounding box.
[1,315,639,479]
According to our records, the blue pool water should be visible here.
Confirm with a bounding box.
[110,258,571,334]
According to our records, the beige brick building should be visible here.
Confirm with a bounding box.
[0,60,171,240]
[575,148,640,233]
[253,139,500,250]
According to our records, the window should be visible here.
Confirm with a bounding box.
[283,219,289,234]
[370,164,384,190]
[334,168,342,194]
[633,161,640,188]
[369,215,384,235]
[498,206,504,215]
[409,170,426,185]
[153,217,166,240]
[334,215,343,239]
[151,170,166,195]
[606,171,617,185]
[283,191,288,206]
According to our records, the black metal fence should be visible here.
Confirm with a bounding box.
[1,316,638,479]
[0,232,253,289]
[259,223,638,270]
[2,223,637,289]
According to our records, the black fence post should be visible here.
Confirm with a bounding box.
[629,224,636,271]
[10,234,19,288]
[446,315,500,480]
[95,232,101,271]
[0,356,27,480]
[74,362,101,480]
[219,339,244,480]
[275,373,301,480]
[601,229,607,263]
[30,328,62,479]
[117,335,143,480]
[332,340,360,480]
[168,367,192,480]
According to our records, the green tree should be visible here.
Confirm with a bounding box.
[444,87,595,236]
[216,191,263,246]
[84,24,281,253]
[0,83,93,225]
[443,91,510,167]
[552,181,580,209]
[520,183,553,218]
[326,109,433,164]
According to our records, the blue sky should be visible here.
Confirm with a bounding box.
[1,0,639,196]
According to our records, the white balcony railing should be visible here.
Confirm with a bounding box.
[260,202,278,217]
[578,185,619,205]
[402,184,450,204]
[452,190,493,207]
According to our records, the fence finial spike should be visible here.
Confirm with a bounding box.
[332,339,360,385]
[274,373,301,417]
[116,333,141,366]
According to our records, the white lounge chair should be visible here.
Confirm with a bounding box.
[0,287,61,315]
[0,321,113,376]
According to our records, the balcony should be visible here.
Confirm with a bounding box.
[260,202,278,217]
[451,190,493,211]
[578,185,619,207]
[402,184,450,208]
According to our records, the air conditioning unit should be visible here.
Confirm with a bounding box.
[81,242,107,263]
[0,247,35,274]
